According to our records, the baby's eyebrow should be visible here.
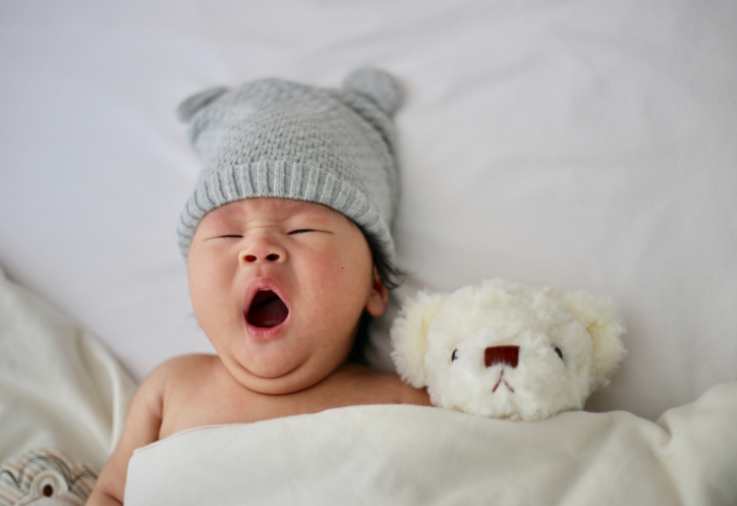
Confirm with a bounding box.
[284,208,335,223]
[205,214,240,228]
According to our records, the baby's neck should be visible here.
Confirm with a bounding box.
[158,355,410,439]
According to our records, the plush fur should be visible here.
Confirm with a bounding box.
[391,278,626,421]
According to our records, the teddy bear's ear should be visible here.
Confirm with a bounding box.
[564,290,627,390]
[391,291,448,388]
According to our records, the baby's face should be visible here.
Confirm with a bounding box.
[187,198,388,394]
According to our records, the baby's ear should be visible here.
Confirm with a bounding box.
[391,291,448,388]
[565,290,627,389]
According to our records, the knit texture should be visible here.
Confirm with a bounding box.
[177,68,402,260]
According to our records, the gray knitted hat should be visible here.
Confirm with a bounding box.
[177,67,402,261]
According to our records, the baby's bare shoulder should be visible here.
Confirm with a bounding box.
[147,354,220,396]
[338,365,432,407]
[149,353,218,381]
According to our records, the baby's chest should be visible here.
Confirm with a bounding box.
[159,381,336,438]
[158,368,398,439]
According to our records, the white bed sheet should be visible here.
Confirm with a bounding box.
[0,263,135,469]
[126,386,737,506]
[0,0,736,421]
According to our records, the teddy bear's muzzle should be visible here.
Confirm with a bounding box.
[485,346,519,368]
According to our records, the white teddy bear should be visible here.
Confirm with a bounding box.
[391,278,627,421]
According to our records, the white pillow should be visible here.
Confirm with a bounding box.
[0,0,734,421]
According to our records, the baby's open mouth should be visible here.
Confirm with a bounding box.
[246,290,289,328]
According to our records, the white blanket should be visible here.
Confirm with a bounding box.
[0,264,135,471]
[127,382,737,506]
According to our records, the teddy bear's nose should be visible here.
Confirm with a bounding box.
[485,346,519,368]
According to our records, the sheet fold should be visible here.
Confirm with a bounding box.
[0,264,136,470]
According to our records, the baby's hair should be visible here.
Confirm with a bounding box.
[362,226,403,291]
[347,227,405,365]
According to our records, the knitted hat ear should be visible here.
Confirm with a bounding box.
[391,291,449,388]
[343,67,402,116]
[564,290,627,390]
[176,86,229,123]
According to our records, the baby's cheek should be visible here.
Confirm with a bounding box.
[306,249,371,299]
[190,276,239,338]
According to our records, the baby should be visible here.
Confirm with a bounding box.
[87,68,430,505]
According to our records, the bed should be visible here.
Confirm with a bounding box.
[1,0,736,504]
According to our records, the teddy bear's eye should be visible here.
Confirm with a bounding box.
[553,346,563,360]
[451,349,458,362]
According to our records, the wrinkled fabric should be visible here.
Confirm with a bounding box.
[0,264,136,471]
[128,383,737,506]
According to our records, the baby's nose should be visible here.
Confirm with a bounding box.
[240,239,287,264]
[484,346,519,368]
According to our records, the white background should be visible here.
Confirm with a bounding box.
[1,0,735,420]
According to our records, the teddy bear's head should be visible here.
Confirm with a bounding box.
[391,278,626,421]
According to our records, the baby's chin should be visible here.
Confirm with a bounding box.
[230,353,345,395]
